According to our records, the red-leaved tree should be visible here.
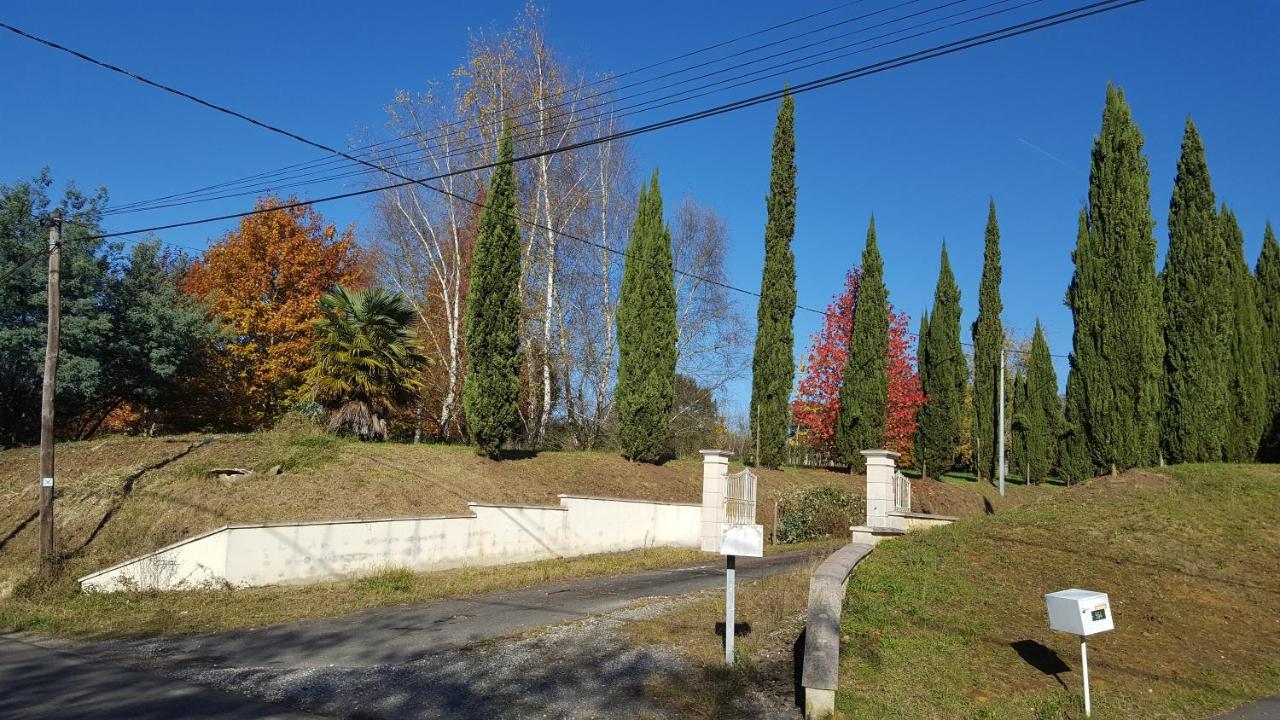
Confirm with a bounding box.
[791,267,925,464]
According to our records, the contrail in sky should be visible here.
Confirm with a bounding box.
[1018,137,1077,172]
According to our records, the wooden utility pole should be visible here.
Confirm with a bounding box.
[39,209,62,575]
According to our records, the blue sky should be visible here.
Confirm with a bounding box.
[4,1,1278,413]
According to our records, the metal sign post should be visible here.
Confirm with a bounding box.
[719,467,762,665]
[724,554,736,664]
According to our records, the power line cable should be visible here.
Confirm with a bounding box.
[75,0,877,215]
[103,0,1020,216]
[97,0,1005,216]
[73,0,1143,245]
[10,0,1141,337]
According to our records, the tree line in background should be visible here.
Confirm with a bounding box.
[2,7,1278,482]
[910,83,1280,484]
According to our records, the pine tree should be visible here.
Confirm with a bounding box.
[1066,84,1163,474]
[836,217,889,474]
[918,242,966,476]
[1021,321,1062,483]
[1221,207,1267,461]
[1255,222,1280,461]
[972,200,1004,481]
[1162,119,1231,464]
[616,170,678,463]
[463,128,523,458]
[750,93,798,469]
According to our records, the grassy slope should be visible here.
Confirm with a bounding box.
[839,464,1280,719]
[0,427,864,594]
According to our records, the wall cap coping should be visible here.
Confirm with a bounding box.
[467,501,568,512]
[801,542,875,692]
[849,524,908,535]
[858,449,901,459]
[699,449,734,458]
[557,494,699,507]
[887,510,960,522]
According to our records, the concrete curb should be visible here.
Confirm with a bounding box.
[800,541,874,719]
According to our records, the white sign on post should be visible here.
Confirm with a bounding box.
[720,468,763,664]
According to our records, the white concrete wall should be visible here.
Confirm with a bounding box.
[79,495,701,592]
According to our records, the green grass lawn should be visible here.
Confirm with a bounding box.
[837,464,1280,719]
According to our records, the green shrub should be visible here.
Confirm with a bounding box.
[776,485,865,543]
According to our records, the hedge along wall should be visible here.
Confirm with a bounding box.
[79,495,701,592]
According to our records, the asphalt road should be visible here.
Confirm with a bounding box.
[0,550,819,719]
[1216,697,1280,720]
[0,633,309,720]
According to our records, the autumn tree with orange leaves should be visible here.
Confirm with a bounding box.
[183,196,365,429]
[791,267,925,465]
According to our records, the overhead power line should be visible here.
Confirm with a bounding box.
[60,0,1142,245]
[103,0,1032,217]
[94,0,936,216]
[8,0,1142,336]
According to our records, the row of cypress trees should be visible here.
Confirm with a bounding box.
[916,84,1280,483]
[1064,84,1280,476]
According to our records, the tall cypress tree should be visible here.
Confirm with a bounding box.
[836,216,889,474]
[463,128,523,458]
[972,200,1004,481]
[616,170,678,464]
[915,310,930,473]
[1221,207,1267,461]
[919,242,965,475]
[1059,367,1091,484]
[1255,222,1280,461]
[1011,367,1028,480]
[1022,321,1062,483]
[750,93,798,468]
[1067,84,1163,474]
[1162,119,1231,464]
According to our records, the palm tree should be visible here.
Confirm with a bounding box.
[303,286,427,440]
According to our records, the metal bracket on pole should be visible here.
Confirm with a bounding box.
[725,554,736,664]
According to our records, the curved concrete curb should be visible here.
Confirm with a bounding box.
[800,541,874,719]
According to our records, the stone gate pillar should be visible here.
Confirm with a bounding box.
[700,450,731,552]
[851,449,904,545]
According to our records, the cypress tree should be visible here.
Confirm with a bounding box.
[1059,368,1091,485]
[1022,321,1062,483]
[972,200,1004,481]
[1255,222,1280,461]
[1162,119,1231,464]
[915,310,930,474]
[463,128,523,458]
[918,242,965,475]
[749,93,798,469]
[1011,367,1028,481]
[1221,207,1267,461]
[1066,84,1163,474]
[836,216,889,474]
[616,170,678,463]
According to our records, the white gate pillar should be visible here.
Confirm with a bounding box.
[700,450,731,552]
[851,449,905,545]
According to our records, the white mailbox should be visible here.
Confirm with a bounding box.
[1046,589,1114,636]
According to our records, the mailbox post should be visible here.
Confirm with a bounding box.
[1045,588,1114,717]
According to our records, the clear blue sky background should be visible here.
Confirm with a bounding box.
[3,1,1277,414]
